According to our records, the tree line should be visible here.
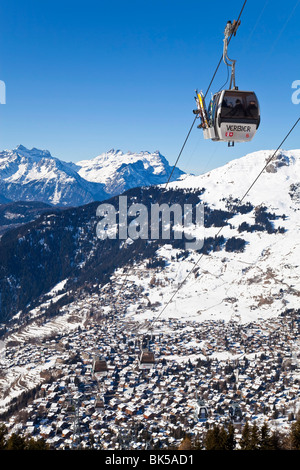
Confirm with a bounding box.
[1,417,300,450]
[0,424,49,450]
[178,417,300,450]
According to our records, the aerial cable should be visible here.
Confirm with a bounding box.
[239,116,300,203]
[204,0,247,99]
[164,115,198,188]
[146,115,300,333]
[114,0,248,313]
[241,0,269,54]
[216,63,229,94]
[269,0,300,56]
[167,0,248,185]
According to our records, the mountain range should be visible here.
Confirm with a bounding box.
[0,145,185,207]
[0,147,299,329]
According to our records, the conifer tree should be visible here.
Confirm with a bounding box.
[239,421,251,450]
[5,433,26,451]
[219,426,229,450]
[204,425,233,450]
[270,429,284,450]
[0,424,7,450]
[178,436,192,450]
[225,424,236,450]
[259,422,272,450]
[204,425,222,450]
[26,437,50,450]
[290,416,300,450]
[250,422,260,450]
[0,425,50,450]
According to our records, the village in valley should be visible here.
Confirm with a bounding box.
[0,277,299,450]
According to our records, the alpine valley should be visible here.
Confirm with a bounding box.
[0,147,299,450]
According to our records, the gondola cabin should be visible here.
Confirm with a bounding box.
[138,349,155,370]
[195,399,208,421]
[195,89,260,146]
[194,19,260,146]
[95,393,105,409]
[229,401,243,423]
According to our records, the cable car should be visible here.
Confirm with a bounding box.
[194,19,260,147]
[195,399,208,421]
[229,401,243,423]
[195,89,260,146]
[138,349,155,370]
[95,393,105,409]
[138,333,155,370]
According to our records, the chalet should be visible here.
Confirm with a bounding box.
[61,428,73,439]
[40,425,53,439]
[125,404,137,416]
[144,409,155,420]
[117,403,127,412]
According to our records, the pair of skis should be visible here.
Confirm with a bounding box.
[194,90,209,129]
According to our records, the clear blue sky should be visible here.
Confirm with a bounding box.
[0,0,299,175]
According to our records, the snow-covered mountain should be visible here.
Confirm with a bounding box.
[0,145,107,206]
[1,148,299,437]
[141,148,300,324]
[0,146,185,206]
[167,149,300,212]
[0,147,299,328]
[75,149,185,196]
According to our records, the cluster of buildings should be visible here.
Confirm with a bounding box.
[0,281,299,449]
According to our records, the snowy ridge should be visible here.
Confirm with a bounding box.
[168,149,300,210]
[0,146,185,206]
[0,145,79,185]
[76,148,185,196]
[1,147,298,327]
[0,145,107,206]
[117,149,300,325]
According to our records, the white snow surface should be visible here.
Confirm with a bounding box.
[0,145,185,205]
[0,145,75,184]
[77,149,166,181]
[1,147,300,328]
[76,148,184,195]
[167,149,300,210]
[113,149,300,326]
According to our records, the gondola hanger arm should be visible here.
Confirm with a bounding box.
[223,19,241,89]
